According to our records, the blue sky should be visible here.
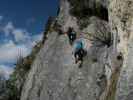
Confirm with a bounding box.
[0,0,59,78]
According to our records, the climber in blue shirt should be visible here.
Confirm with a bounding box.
[73,38,86,67]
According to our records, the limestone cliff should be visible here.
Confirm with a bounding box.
[109,0,133,100]
[2,0,132,100]
[20,0,114,100]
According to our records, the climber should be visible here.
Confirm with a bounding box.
[73,38,86,68]
[67,27,76,45]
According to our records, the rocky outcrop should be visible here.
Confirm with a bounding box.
[108,0,133,100]
[57,0,79,32]
[20,0,113,100]
[3,0,132,100]
[20,31,112,100]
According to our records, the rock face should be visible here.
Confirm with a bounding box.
[20,0,112,99]
[19,0,133,100]
[109,0,133,100]
[20,31,108,100]
[20,32,74,100]
[58,0,79,32]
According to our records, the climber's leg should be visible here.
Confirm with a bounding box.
[79,49,84,61]
[77,49,85,68]
[69,35,74,45]
[78,61,83,68]
[74,51,79,64]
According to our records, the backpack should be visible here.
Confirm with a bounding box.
[74,40,83,51]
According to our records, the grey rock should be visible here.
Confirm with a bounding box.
[20,30,109,100]
[108,0,133,100]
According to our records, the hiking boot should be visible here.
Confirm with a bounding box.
[78,60,82,68]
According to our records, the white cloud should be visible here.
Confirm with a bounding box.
[31,33,43,45]
[0,65,14,79]
[3,22,14,36]
[0,33,43,64]
[12,29,29,42]
[0,40,31,64]
[0,20,43,78]
[33,33,43,41]
[3,21,43,43]
[3,22,30,42]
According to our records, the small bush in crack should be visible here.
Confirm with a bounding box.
[87,21,112,47]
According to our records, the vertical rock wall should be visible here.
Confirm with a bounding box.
[20,0,133,100]
[109,0,133,100]
[20,32,108,100]
[57,0,79,32]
